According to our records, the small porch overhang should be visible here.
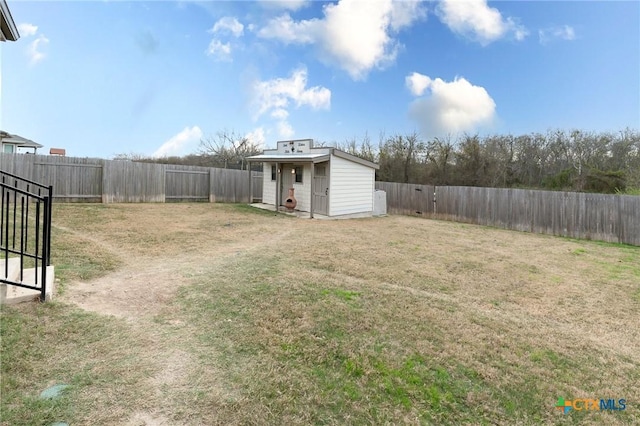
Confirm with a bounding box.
[246,153,330,164]
[246,154,330,219]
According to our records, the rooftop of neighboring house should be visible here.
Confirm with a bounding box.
[1,131,43,149]
[0,0,20,42]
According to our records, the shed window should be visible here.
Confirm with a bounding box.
[271,165,276,181]
[294,166,303,183]
[3,144,14,154]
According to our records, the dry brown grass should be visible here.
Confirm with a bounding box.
[2,203,638,425]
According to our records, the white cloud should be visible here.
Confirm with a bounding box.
[277,121,295,138]
[259,0,309,11]
[18,23,38,37]
[251,67,330,140]
[436,0,527,45]
[205,39,232,61]
[405,72,432,96]
[153,126,203,157]
[407,74,496,137]
[206,17,244,61]
[28,35,49,65]
[271,109,292,137]
[18,23,49,65]
[271,108,289,120]
[251,67,330,119]
[245,127,266,148]
[257,13,317,44]
[209,17,244,38]
[513,27,528,42]
[389,0,426,32]
[539,25,575,45]
[258,0,426,80]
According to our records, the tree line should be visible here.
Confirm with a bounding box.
[335,129,640,194]
[116,128,640,194]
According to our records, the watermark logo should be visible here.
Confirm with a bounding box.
[555,397,572,414]
[555,397,626,414]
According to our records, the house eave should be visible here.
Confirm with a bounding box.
[0,0,20,42]
[1,136,43,149]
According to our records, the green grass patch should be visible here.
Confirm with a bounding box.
[320,288,361,302]
[0,303,156,425]
[231,203,292,218]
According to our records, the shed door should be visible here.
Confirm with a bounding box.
[280,164,293,206]
[313,164,329,215]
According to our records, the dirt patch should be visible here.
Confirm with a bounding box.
[57,204,298,320]
[63,260,186,319]
[125,412,171,426]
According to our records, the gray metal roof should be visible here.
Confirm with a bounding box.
[248,148,379,170]
[247,153,331,163]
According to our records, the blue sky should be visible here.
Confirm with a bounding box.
[1,0,639,158]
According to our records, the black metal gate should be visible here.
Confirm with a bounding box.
[0,170,53,302]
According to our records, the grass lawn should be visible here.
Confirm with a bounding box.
[1,203,639,425]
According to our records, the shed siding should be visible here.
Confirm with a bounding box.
[329,155,374,216]
[291,164,312,212]
[262,162,276,205]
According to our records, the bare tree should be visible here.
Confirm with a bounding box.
[113,152,149,161]
[426,135,455,185]
[336,132,376,162]
[199,129,262,169]
[377,132,425,183]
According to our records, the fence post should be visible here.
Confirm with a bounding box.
[101,161,108,204]
[209,168,215,203]
[433,186,437,215]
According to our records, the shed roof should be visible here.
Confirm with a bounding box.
[247,148,379,170]
[247,153,330,163]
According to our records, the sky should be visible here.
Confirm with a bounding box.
[1,0,639,159]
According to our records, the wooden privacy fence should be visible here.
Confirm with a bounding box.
[376,182,640,246]
[3,153,636,245]
[0,153,263,203]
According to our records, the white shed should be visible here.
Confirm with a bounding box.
[247,139,380,218]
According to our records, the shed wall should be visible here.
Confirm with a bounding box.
[262,162,276,205]
[329,155,374,216]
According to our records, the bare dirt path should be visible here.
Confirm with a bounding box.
[59,216,297,320]
[52,205,299,425]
